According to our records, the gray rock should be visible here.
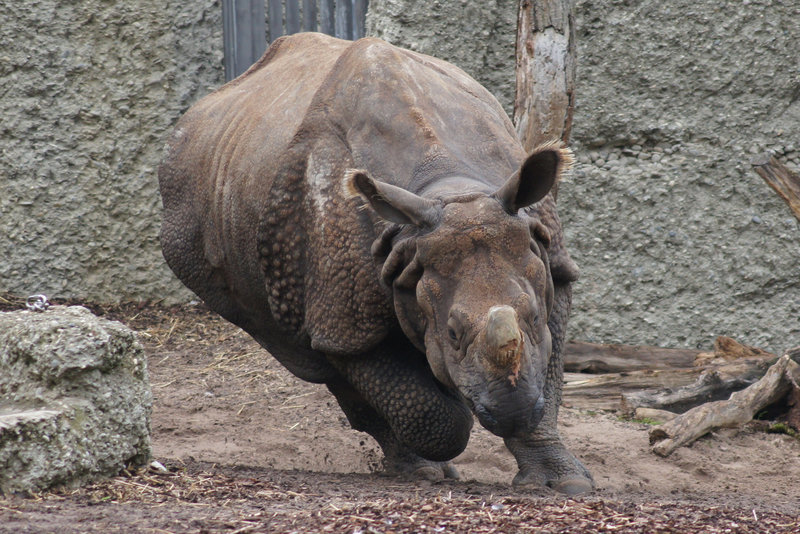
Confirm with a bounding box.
[0,306,151,493]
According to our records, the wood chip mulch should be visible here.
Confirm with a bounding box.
[2,464,797,534]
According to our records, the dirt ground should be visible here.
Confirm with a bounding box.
[2,300,800,533]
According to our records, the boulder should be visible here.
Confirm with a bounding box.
[0,305,152,493]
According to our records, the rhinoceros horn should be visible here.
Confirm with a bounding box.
[483,305,523,385]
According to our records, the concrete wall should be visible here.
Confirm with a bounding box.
[369,0,800,352]
[563,0,800,352]
[1,0,222,302]
[367,0,518,117]
[3,0,798,351]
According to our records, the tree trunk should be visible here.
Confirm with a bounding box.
[751,154,800,223]
[562,369,705,412]
[514,0,576,153]
[620,360,776,415]
[562,357,777,412]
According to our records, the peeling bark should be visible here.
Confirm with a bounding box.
[620,360,774,416]
[564,341,700,373]
[514,0,576,153]
[562,357,778,413]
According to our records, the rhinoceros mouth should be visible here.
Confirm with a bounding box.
[473,394,545,438]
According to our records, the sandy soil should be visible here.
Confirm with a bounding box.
[1,301,799,532]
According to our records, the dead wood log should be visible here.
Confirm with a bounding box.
[648,354,800,457]
[620,356,778,415]
[783,346,800,429]
[751,154,800,223]
[564,341,700,373]
[564,337,773,374]
[562,357,780,412]
[562,369,701,411]
[694,335,777,366]
[633,408,678,423]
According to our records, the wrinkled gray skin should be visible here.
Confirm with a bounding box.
[158,33,592,494]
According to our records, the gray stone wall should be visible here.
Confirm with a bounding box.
[563,0,800,352]
[3,0,798,351]
[369,0,800,352]
[1,0,223,302]
[367,0,518,116]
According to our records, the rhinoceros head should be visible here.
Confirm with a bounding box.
[346,143,572,439]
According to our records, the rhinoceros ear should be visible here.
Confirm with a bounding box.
[345,169,440,228]
[494,141,574,214]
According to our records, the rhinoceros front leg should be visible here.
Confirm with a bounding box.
[504,283,594,495]
[326,334,473,480]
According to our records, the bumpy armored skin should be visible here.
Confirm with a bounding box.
[159,32,592,493]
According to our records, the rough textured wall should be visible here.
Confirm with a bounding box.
[369,0,800,352]
[1,0,222,302]
[367,0,518,116]
[3,1,798,351]
[562,0,800,352]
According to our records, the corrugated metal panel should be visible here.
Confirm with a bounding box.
[268,0,283,44]
[302,0,317,31]
[319,0,335,37]
[353,0,367,40]
[224,1,369,81]
[334,0,352,40]
[222,0,267,82]
[285,0,301,34]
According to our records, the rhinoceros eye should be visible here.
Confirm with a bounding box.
[447,316,462,350]
[448,327,458,341]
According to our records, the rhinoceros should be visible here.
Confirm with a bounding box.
[158,32,592,494]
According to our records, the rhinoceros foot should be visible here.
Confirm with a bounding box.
[550,478,594,496]
[512,471,593,496]
[381,456,461,482]
[505,436,594,495]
